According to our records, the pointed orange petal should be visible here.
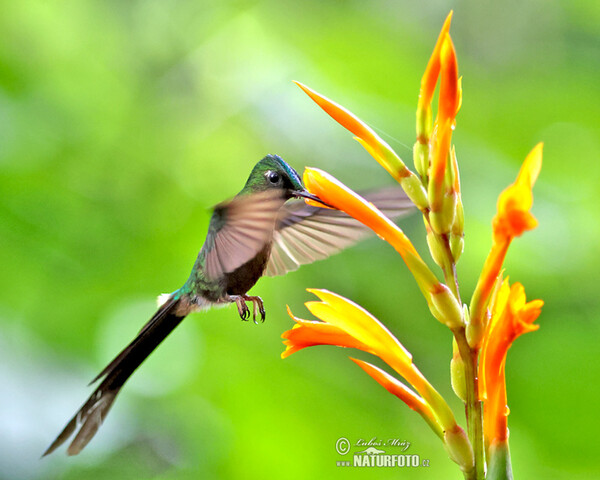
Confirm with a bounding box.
[295,81,409,180]
[419,11,454,111]
[295,81,381,150]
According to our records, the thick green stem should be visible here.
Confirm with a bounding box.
[455,328,485,480]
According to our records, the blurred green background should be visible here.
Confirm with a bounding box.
[1,1,598,479]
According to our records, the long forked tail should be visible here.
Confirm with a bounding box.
[43,296,187,456]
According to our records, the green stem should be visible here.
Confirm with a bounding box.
[455,328,485,480]
[423,213,483,478]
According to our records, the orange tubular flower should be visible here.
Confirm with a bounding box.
[479,279,543,450]
[468,143,543,347]
[432,34,459,185]
[302,167,439,301]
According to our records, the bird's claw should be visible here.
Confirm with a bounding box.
[232,295,265,323]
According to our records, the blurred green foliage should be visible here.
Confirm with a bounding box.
[1,1,599,479]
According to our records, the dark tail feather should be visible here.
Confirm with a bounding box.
[43,296,187,456]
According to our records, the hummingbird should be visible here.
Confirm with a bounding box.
[43,154,413,456]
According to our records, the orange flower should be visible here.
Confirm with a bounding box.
[302,168,418,257]
[430,34,459,188]
[479,279,543,447]
[468,143,543,347]
[283,290,444,416]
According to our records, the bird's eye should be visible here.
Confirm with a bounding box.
[267,171,280,184]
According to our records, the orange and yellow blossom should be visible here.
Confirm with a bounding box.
[282,289,473,471]
[479,279,543,450]
[468,143,543,347]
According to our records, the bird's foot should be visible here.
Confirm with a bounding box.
[230,295,265,323]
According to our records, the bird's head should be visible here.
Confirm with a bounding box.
[243,154,329,206]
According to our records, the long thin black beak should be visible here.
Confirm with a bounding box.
[293,189,334,208]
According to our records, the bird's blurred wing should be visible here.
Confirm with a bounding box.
[265,187,414,276]
[203,190,285,281]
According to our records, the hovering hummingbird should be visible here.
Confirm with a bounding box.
[43,154,413,456]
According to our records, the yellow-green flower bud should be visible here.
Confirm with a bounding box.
[429,283,464,329]
[450,338,467,402]
[426,227,446,267]
[400,173,429,211]
[450,234,464,262]
[413,140,429,181]
[444,424,475,473]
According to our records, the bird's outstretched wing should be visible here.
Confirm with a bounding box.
[265,187,414,276]
[203,190,287,281]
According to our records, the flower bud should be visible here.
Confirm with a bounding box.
[400,173,429,210]
[450,337,467,402]
[429,283,464,329]
[444,424,475,473]
[413,140,429,181]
